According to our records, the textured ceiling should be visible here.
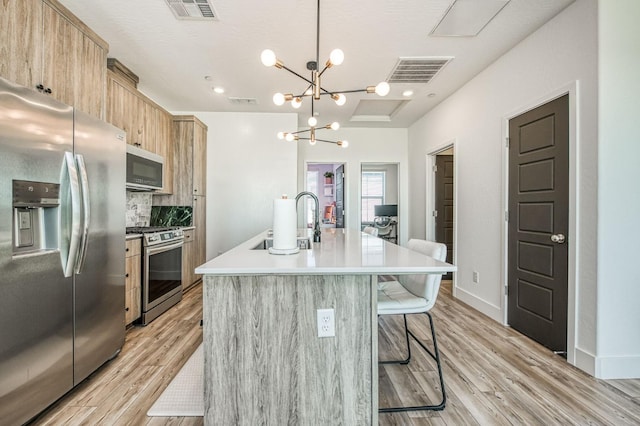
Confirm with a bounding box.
[58,0,575,128]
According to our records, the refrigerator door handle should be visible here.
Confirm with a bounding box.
[62,151,82,278]
[75,154,90,274]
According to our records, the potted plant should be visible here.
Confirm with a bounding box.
[324,171,334,184]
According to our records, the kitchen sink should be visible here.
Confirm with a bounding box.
[252,237,312,250]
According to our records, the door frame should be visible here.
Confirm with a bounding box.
[426,140,457,293]
[303,161,347,227]
[501,81,578,364]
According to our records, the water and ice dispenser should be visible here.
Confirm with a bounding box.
[12,180,60,256]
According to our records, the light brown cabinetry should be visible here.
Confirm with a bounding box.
[125,238,142,325]
[155,116,207,287]
[0,0,107,119]
[182,229,196,290]
[106,68,174,194]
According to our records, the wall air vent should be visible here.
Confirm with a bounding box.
[387,57,453,84]
[165,0,218,20]
[228,97,258,105]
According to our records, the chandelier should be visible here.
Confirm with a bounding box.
[261,0,390,148]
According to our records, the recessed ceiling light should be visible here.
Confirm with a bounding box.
[427,93,437,98]
[213,87,225,94]
[402,90,414,97]
[204,75,212,81]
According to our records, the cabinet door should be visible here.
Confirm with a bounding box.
[193,122,207,196]
[193,195,206,282]
[42,2,81,107]
[0,0,43,89]
[174,120,195,205]
[107,75,138,146]
[125,239,142,325]
[75,33,106,119]
[141,101,157,153]
[182,230,195,290]
[156,109,174,194]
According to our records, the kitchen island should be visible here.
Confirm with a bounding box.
[195,228,456,425]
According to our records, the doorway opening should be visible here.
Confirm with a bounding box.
[360,163,399,243]
[427,143,456,284]
[306,163,345,229]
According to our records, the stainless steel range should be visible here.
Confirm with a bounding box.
[127,227,184,325]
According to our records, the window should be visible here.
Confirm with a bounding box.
[361,171,385,222]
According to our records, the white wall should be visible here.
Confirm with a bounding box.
[408,0,600,374]
[297,127,409,244]
[173,112,298,258]
[596,0,640,379]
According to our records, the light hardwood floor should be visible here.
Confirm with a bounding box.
[32,281,640,425]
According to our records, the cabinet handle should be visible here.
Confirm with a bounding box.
[126,248,129,252]
[125,307,129,312]
[125,273,129,278]
[36,84,44,91]
[45,88,52,94]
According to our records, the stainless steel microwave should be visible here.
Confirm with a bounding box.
[126,145,164,191]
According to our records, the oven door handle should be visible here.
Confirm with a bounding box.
[146,240,184,256]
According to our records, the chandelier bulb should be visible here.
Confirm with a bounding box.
[309,138,317,146]
[285,133,295,142]
[333,93,346,106]
[328,49,344,67]
[261,49,277,67]
[375,82,390,97]
[273,93,286,106]
[291,97,302,109]
[337,140,349,148]
[330,122,340,130]
[277,132,285,140]
[308,117,318,127]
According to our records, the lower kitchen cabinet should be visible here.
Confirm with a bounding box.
[182,229,196,290]
[125,238,142,325]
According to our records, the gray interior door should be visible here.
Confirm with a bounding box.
[507,94,569,353]
[335,164,345,228]
[435,155,454,279]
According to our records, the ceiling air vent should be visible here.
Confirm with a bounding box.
[387,57,453,84]
[228,97,258,105]
[165,0,217,20]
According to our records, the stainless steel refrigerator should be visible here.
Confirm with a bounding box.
[0,77,126,425]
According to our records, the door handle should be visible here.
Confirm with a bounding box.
[551,233,566,244]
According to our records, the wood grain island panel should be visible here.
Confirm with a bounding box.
[203,274,377,425]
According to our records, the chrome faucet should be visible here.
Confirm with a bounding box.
[295,191,321,243]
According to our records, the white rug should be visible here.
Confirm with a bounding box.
[147,344,204,417]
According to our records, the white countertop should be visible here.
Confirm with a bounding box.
[195,228,456,276]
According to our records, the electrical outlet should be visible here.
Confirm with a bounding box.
[316,308,335,338]
[473,271,479,283]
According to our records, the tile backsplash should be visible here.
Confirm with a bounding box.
[126,192,153,227]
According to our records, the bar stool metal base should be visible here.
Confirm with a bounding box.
[379,312,446,413]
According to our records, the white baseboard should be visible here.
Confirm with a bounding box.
[595,355,640,379]
[453,285,502,323]
[574,347,596,376]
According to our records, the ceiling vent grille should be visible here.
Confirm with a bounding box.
[228,97,258,105]
[387,57,453,84]
[165,0,217,20]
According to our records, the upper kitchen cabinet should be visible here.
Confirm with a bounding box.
[155,108,174,196]
[106,70,154,152]
[155,116,208,206]
[0,0,108,119]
